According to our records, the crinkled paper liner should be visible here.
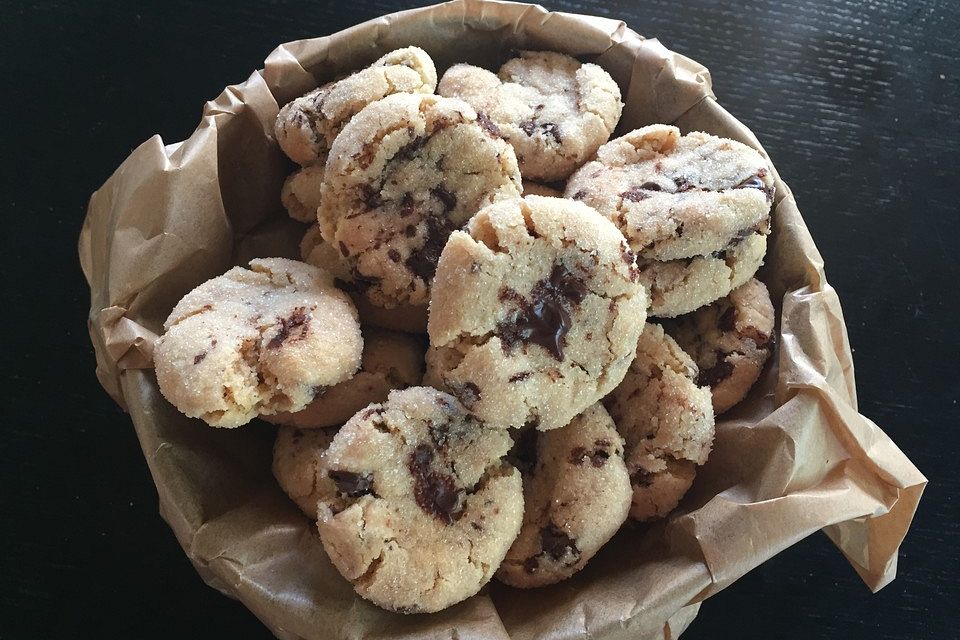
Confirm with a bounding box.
[78,1,926,638]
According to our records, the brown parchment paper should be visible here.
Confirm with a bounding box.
[78,1,926,638]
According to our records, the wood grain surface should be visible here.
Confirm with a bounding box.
[1,1,957,638]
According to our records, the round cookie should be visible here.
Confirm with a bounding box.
[438,51,622,181]
[281,166,325,223]
[264,327,424,429]
[318,92,522,308]
[272,426,335,519]
[154,258,362,428]
[426,195,648,431]
[274,47,437,166]
[603,323,715,521]
[640,224,768,318]
[496,403,631,588]
[300,224,429,333]
[662,278,775,415]
[565,124,774,260]
[316,387,523,613]
[521,180,562,198]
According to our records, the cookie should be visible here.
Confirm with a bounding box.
[603,323,715,521]
[565,124,774,260]
[264,327,424,429]
[318,92,522,308]
[662,278,775,414]
[426,195,647,431]
[274,47,437,166]
[154,258,362,428]
[640,224,768,318]
[272,426,335,519]
[438,51,622,181]
[316,387,523,613]
[281,166,325,223]
[496,403,631,588]
[300,224,429,333]
[521,180,562,198]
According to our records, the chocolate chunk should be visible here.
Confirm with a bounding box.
[359,184,383,209]
[349,270,380,292]
[508,427,539,475]
[476,111,502,138]
[496,264,588,361]
[193,352,206,365]
[540,523,579,562]
[519,120,537,136]
[735,174,765,191]
[571,189,588,200]
[620,242,636,265]
[508,371,532,383]
[620,187,649,202]
[569,442,611,467]
[696,358,735,387]
[718,305,737,332]
[408,444,464,524]
[267,307,310,349]
[360,407,383,420]
[457,381,481,408]
[400,193,416,218]
[328,470,374,498]
[673,177,696,192]
[431,186,457,214]
[396,134,428,161]
[568,446,587,464]
[471,522,483,532]
[541,122,561,144]
[640,181,662,191]
[404,224,417,237]
[428,421,450,448]
[405,215,455,281]
[338,241,350,257]
[387,248,401,262]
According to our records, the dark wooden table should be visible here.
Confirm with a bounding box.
[3,1,957,638]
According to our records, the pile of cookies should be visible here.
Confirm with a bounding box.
[153,47,776,614]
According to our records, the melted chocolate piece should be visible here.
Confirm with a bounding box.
[457,381,481,408]
[571,189,588,200]
[403,224,417,237]
[400,193,416,218]
[541,122,561,144]
[640,181,662,191]
[360,184,383,209]
[620,242,636,265]
[519,119,537,136]
[193,352,206,365]
[408,444,463,524]
[387,248,401,262]
[496,264,589,361]
[569,441,612,467]
[476,112,502,138]
[405,215,455,281]
[328,470,374,498]
[673,177,696,192]
[508,371,532,383]
[540,523,579,562]
[395,134,427,162]
[267,307,310,349]
[696,358,735,387]
[431,186,457,214]
[620,187,649,202]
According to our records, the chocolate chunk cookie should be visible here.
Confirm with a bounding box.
[264,326,424,429]
[274,47,437,166]
[426,195,647,431]
[603,324,715,521]
[496,403,631,588]
[318,92,522,308]
[272,426,335,519]
[438,51,622,182]
[316,387,523,613]
[281,166,324,223]
[639,223,768,317]
[565,124,774,261]
[662,278,775,415]
[154,258,362,428]
[300,224,429,333]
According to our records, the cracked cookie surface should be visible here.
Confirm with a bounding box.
[274,47,437,167]
[300,224,429,333]
[272,426,335,519]
[316,387,523,613]
[639,224,768,318]
[603,323,715,521]
[318,92,522,308]
[426,195,648,431]
[496,403,630,588]
[566,124,774,261]
[438,51,622,182]
[154,258,362,428]
[264,327,424,429]
[663,277,775,415]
